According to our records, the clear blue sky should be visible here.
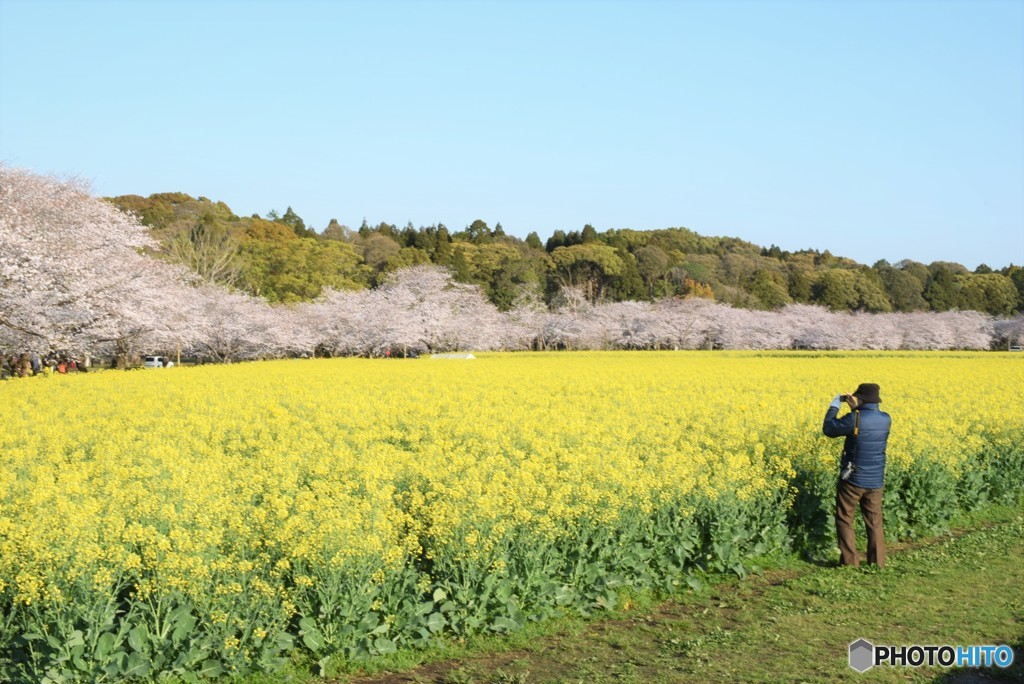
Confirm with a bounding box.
[1,0,1022,269]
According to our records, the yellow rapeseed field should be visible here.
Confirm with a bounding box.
[0,352,1021,680]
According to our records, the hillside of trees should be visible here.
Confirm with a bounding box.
[107,193,1024,316]
[3,167,1023,368]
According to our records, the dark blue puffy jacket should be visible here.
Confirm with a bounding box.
[823,404,891,489]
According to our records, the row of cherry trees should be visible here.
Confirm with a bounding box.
[3,166,1022,365]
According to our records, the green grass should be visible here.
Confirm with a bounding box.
[328,504,1024,684]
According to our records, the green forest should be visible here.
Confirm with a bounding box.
[108,193,1024,315]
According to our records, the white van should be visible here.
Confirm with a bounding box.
[143,355,167,368]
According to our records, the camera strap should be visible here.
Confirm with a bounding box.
[844,410,861,469]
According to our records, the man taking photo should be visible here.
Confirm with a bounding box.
[823,383,891,567]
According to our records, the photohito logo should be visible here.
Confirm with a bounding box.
[848,639,1015,672]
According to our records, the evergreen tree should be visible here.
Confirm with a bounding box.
[280,206,314,238]
[924,267,961,311]
[401,222,417,247]
[876,264,928,311]
[546,230,567,252]
[435,225,453,264]
[464,219,491,244]
[748,269,791,309]
[450,247,472,281]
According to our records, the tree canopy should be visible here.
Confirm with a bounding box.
[3,167,1022,363]
[104,191,1023,316]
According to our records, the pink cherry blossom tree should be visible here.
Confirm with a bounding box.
[187,286,278,362]
[313,266,505,356]
[3,166,1011,360]
[500,291,548,351]
[650,298,725,350]
[0,165,193,360]
[995,315,1024,349]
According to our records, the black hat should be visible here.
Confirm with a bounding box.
[853,383,881,404]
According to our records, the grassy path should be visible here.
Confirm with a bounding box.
[336,507,1024,684]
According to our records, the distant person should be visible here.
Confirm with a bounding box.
[823,383,891,567]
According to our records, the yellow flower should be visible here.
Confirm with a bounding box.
[0,350,1018,656]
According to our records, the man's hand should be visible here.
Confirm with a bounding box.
[830,394,843,410]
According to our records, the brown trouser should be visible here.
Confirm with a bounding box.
[835,480,885,567]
